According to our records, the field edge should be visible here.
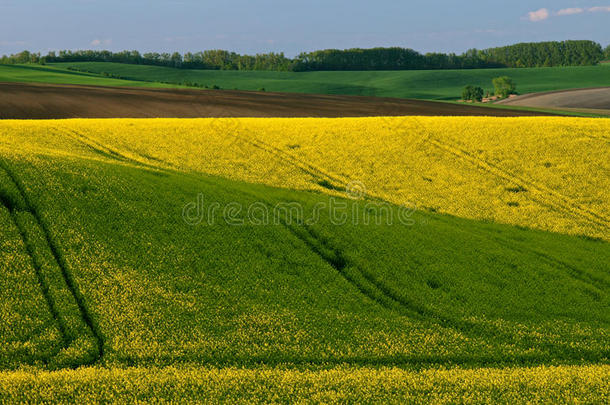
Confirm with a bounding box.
[1,364,608,403]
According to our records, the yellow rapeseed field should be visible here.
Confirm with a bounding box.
[1,117,608,240]
[1,364,608,403]
[1,117,609,401]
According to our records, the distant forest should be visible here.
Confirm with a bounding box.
[2,40,608,71]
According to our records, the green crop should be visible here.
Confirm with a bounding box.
[0,118,608,401]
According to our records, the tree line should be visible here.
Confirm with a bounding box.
[0,49,295,71]
[1,41,606,71]
[294,41,604,70]
[478,41,605,68]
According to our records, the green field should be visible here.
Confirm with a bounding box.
[0,118,609,401]
[2,62,610,100]
[0,64,177,88]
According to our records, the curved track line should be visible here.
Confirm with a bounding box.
[0,158,104,365]
[52,127,166,172]
[18,126,609,366]
[410,118,610,232]
[240,120,610,238]
[0,202,66,365]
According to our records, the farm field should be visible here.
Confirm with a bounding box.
[37,117,610,240]
[0,82,560,120]
[52,62,610,99]
[0,64,175,88]
[2,365,609,403]
[2,62,610,101]
[0,117,609,400]
[498,87,610,115]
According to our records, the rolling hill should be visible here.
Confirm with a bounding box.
[498,87,610,115]
[50,62,610,99]
[0,64,169,88]
[0,82,561,120]
[1,117,609,400]
[2,62,610,101]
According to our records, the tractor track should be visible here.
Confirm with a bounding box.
[264,196,607,360]
[0,158,104,367]
[232,118,610,238]
[8,129,604,364]
[409,118,610,233]
[0,191,66,366]
[53,127,175,173]
[40,124,610,365]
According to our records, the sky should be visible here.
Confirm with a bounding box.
[1,1,609,56]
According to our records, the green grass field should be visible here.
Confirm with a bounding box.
[2,62,609,100]
[0,118,609,401]
[0,64,178,88]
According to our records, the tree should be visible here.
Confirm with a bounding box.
[0,40,604,71]
[493,76,516,98]
[473,86,484,101]
[462,85,484,101]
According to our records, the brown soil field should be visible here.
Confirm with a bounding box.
[497,87,610,115]
[0,82,561,119]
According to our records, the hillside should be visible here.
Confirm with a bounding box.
[2,62,610,101]
[1,118,609,399]
[52,62,610,100]
[497,87,610,115]
[0,82,560,120]
[0,64,174,88]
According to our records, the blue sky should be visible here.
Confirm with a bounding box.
[1,1,609,56]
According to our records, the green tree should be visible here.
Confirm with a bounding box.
[493,76,516,98]
[461,86,473,101]
[604,45,610,60]
[472,86,484,101]
[462,85,484,102]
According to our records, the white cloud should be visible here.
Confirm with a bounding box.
[527,8,549,22]
[588,6,610,12]
[556,8,584,16]
[90,38,112,47]
[527,5,610,22]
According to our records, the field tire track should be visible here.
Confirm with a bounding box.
[410,118,610,232]
[279,217,428,320]
[241,190,568,353]
[0,158,104,367]
[15,126,607,366]
[52,127,169,172]
[228,128,351,190]
[0,199,67,366]
[238,122,610,237]
[272,200,605,361]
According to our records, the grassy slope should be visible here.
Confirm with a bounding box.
[1,62,609,101]
[50,62,610,100]
[0,204,62,368]
[0,64,178,88]
[58,117,610,241]
[0,119,609,400]
[5,145,609,366]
